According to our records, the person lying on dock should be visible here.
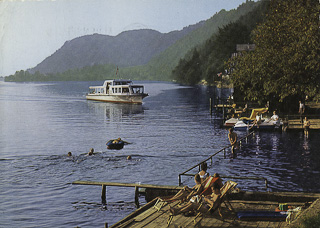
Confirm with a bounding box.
[169,182,221,216]
[162,173,223,204]
[162,174,203,203]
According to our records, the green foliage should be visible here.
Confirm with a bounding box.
[148,0,260,81]
[229,0,320,110]
[5,64,118,82]
[172,0,268,85]
[5,0,263,82]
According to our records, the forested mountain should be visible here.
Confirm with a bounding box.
[142,0,260,81]
[29,24,204,74]
[172,0,269,84]
[7,0,262,82]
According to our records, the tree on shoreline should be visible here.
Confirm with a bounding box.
[228,0,320,111]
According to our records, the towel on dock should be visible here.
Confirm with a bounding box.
[237,211,287,221]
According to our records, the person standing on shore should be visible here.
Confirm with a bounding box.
[228,128,238,154]
[299,101,305,123]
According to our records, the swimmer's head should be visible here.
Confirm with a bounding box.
[88,148,94,155]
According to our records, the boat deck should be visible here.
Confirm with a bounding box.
[110,191,320,228]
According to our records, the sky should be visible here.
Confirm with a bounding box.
[0,0,253,76]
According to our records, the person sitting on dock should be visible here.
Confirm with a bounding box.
[199,162,209,183]
[228,128,238,154]
[270,111,279,121]
[169,182,221,216]
[213,173,223,189]
[162,174,203,203]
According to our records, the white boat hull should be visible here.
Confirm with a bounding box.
[86,94,147,104]
[233,119,283,131]
[224,117,239,127]
[86,79,148,104]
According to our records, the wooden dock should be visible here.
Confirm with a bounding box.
[110,191,320,228]
[287,119,320,130]
[72,181,183,207]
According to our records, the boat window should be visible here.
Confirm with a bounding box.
[132,87,144,94]
[123,88,129,93]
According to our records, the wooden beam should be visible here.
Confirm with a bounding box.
[72,181,183,190]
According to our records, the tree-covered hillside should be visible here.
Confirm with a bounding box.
[5,0,261,82]
[172,0,268,85]
[137,0,260,81]
[229,0,320,111]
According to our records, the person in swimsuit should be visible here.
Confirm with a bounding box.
[199,162,209,182]
[163,174,203,203]
[303,117,311,137]
[169,182,221,216]
[228,128,238,154]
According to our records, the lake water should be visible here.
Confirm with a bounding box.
[1,81,319,227]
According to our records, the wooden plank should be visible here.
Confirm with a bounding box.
[130,201,180,228]
[73,180,184,190]
[110,198,158,228]
[288,119,320,129]
[111,195,318,228]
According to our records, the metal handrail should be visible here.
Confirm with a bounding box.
[178,131,255,186]
[178,174,269,190]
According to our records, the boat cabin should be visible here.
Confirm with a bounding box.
[88,80,145,95]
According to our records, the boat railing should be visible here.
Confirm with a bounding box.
[177,131,269,189]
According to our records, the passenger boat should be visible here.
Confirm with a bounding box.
[233,108,283,131]
[86,79,148,104]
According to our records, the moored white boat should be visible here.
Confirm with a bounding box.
[86,79,148,104]
[224,117,239,127]
[233,108,283,131]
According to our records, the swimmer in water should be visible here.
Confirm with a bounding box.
[88,148,94,156]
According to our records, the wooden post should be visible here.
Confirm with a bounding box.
[135,186,140,208]
[101,185,106,205]
[105,223,108,228]
[265,179,268,191]
[210,98,213,116]
[178,175,182,186]
[224,148,226,158]
[222,104,225,120]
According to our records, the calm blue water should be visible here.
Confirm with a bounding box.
[1,81,319,227]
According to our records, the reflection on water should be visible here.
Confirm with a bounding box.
[87,102,145,122]
[0,81,319,228]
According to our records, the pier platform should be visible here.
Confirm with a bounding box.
[110,191,320,228]
[287,119,320,130]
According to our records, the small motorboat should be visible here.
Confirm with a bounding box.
[224,117,239,127]
[106,138,125,150]
[233,108,283,131]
